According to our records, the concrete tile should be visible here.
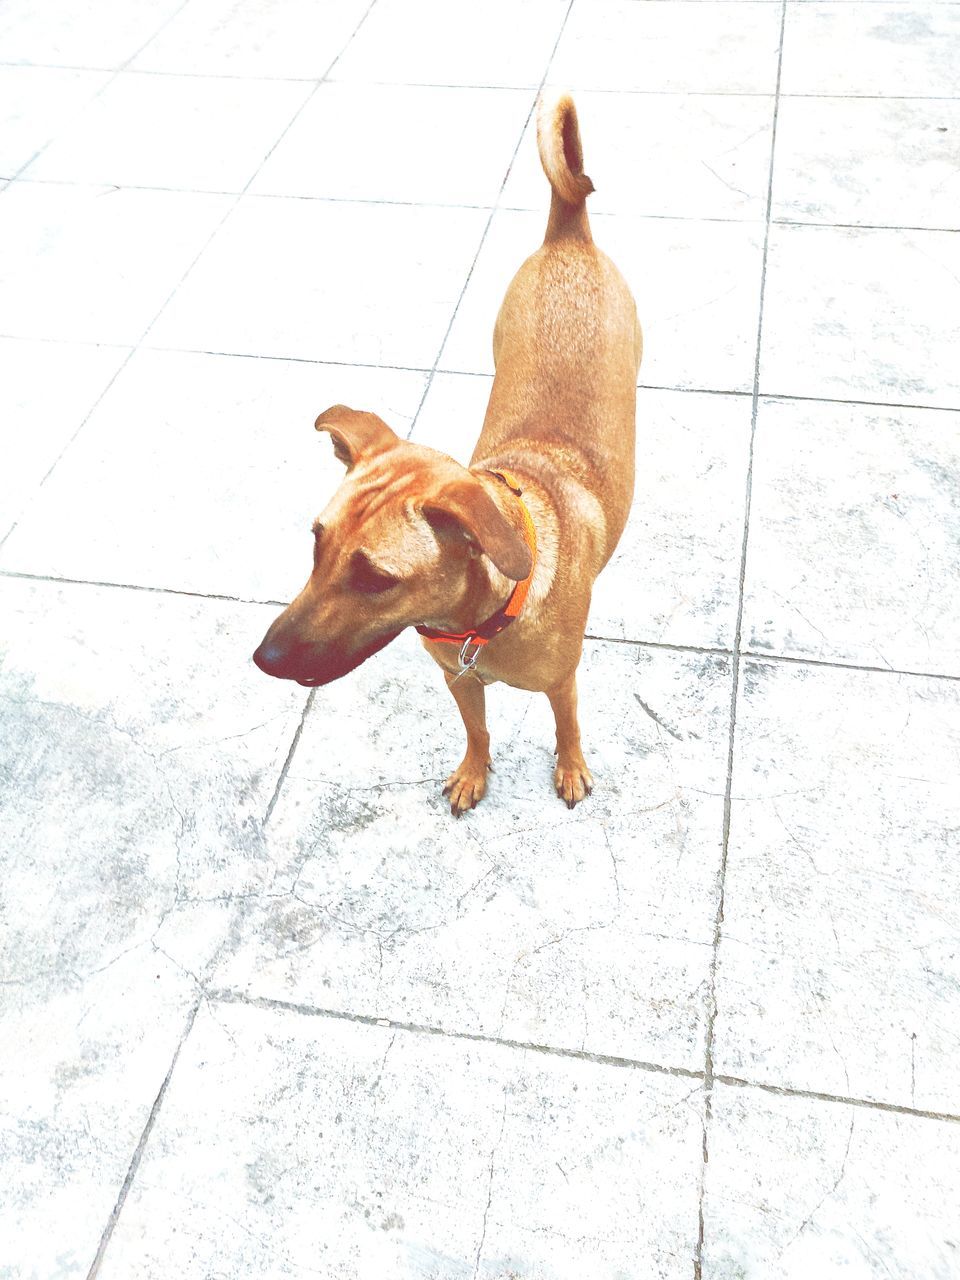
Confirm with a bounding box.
[0,337,129,541]
[714,658,960,1113]
[759,224,960,407]
[550,1,783,93]
[216,632,730,1070]
[330,0,569,88]
[439,209,764,393]
[131,0,371,78]
[1,575,308,932]
[502,90,775,221]
[251,83,533,206]
[148,196,487,366]
[773,96,960,230]
[0,184,232,345]
[0,349,427,601]
[25,72,312,193]
[0,0,185,68]
[0,954,198,1280]
[781,2,960,97]
[407,370,494,461]
[412,375,753,649]
[703,1084,960,1278]
[0,576,307,1277]
[96,1000,704,1278]
[744,398,960,676]
[593,388,752,648]
[0,66,109,177]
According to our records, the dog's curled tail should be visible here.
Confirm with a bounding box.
[536,90,594,242]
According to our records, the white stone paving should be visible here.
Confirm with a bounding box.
[1,1,958,1277]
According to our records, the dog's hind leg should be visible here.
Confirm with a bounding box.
[547,674,594,809]
[441,672,492,816]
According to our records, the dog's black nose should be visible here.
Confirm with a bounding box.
[252,640,290,677]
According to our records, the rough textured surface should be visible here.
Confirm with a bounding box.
[214,632,730,1068]
[715,658,960,1114]
[742,397,960,674]
[96,1001,705,1279]
[760,224,960,407]
[772,96,960,229]
[2,0,959,1276]
[703,1085,960,1279]
[0,580,306,1277]
[0,350,427,602]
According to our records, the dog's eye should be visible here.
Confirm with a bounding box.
[350,552,398,595]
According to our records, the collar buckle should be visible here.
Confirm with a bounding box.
[458,637,483,672]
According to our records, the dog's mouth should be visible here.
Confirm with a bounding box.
[254,628,403,688]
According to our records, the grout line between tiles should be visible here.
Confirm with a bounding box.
[144,344,434,375]
[3,332,958,416]
[405,0,578,436]
[758,389,960,414]
[135,343,434,375]
[7,327,957,422]
[262,689,316,827]
[584,633,732,658]
[209,988,705,1082]
[85,997,202,1279]
[713,1074,960,1126]
[2,568,958,685]
[12,176,960,239]
[695,2,787,1272]
[637,383,753,398]
[206,989,960,1126]
[0,568,288,608]
[740,648,960,684]
[3,177,760,225]
[773,218,960,234]
[6,61,960,98]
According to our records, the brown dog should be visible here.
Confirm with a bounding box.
[254,91,641,813]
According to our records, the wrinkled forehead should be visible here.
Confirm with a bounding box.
[316,445,461,531]
[317,463,411,532]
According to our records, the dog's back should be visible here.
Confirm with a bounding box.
[472,91,642,566]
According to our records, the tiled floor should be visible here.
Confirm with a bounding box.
[1,1,958,1277]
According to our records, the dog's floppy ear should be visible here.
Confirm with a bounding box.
[422,480,532,581]
[314,405,398,469]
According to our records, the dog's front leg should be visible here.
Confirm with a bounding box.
[442,671,492,816]
[547,673,594,809]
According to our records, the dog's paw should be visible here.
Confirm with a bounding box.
[554,758,593,810]
[442,757,491,816]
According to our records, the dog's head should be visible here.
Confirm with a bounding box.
[252,405,532,687]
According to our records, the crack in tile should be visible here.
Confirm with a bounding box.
[777,1112,855,1259]
[473,1091,509,1279]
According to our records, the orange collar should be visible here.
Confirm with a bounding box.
[416,470,537,671]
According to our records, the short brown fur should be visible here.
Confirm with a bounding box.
[254,91,642,813]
